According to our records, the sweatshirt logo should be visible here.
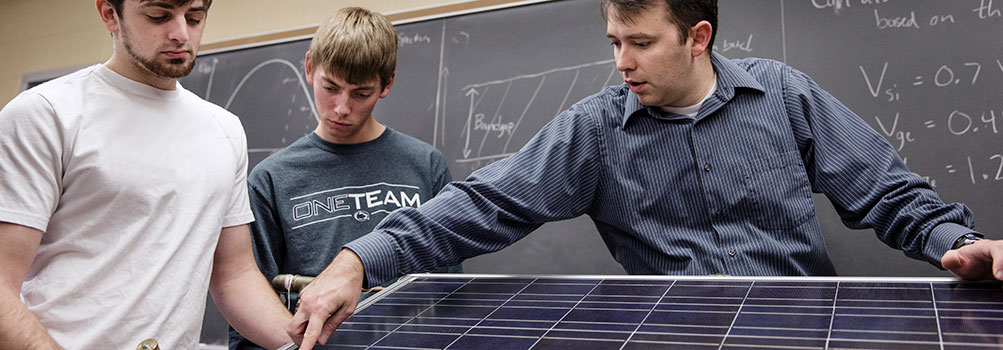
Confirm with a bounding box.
[353,210,370,222]
[289,183,422,229]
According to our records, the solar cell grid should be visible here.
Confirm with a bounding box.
[286,275,1003,350]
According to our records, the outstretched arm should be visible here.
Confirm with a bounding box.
[287,105,605,349]
[0,222,62,349]
[784,65,978,265]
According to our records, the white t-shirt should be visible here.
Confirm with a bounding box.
[659,78,718,117]
[0,64,254,349]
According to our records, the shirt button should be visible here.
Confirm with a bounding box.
[715,210,723,217]
[704,163,712,172]
[728,250,737,257]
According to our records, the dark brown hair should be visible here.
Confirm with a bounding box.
[601,0,718,52]
[106,0,213,18]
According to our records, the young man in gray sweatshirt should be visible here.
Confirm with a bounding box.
[229,7,461,350]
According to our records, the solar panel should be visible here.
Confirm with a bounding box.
[281,274,1003,349]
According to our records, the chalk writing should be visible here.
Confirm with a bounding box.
[398,32,432,46]
[859,62,896,100]
[973,0,1002,19]
[717,34,754,53]
[908,153,1003,188]
[863,60,1003,104]
[811,0,853,12]
[965,154,1003,184]
[874,9,920,29]
[875,113,914,151]
[809,2,989,31]
[456,60,616,170]
[948,109,999,136]
[933,63,981,87]
[474,113,515,138]
[928,13,956,26]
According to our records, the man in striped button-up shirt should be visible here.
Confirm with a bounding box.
[287,1,1003,348]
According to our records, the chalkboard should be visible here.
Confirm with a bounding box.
[783,0,1003,276]
[181,2,1003,339]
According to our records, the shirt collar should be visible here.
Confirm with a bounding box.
[621,52,766,128]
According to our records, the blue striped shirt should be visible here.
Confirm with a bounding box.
[346,53,977,286]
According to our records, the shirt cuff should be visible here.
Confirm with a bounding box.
[344,232,400,289]
[923,222,980,267]
[0,208,50,232]
[222,211,255,228]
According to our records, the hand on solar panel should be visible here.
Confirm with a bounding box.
[288,249,366,350]
[942,239,1003,281]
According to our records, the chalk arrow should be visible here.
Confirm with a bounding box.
[462,89,480,158]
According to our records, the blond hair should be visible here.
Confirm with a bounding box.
[309,7,397,88]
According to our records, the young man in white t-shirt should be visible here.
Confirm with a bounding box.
[0,1,292,349]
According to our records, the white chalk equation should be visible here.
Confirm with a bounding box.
[862,59,1001,153]
[875,108,999,151]
[860,60,1003,103]
[859,57,1001,189]
[943,155,1003,184]
[909,153,1003,188]
[453,59,617,170]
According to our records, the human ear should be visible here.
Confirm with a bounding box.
[304,51,315,84]
[96,0,120,34]
[689,20,713,57]
[379,73,395,98]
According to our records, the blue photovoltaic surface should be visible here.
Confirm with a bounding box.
[308,275,1003,350]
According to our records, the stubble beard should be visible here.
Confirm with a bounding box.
[120,22,196,79]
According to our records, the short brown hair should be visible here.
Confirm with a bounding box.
[309,7,397,88]
[106,0,213,18]
[601,0,717,53]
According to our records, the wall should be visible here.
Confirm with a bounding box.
[0,0,448,105]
